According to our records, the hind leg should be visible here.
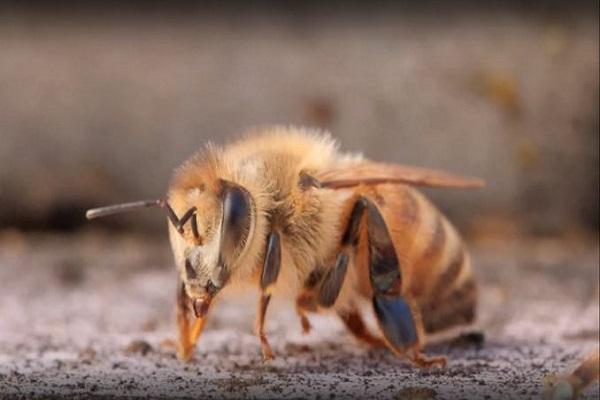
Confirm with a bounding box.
[308,196,444,367]
[338,307,385,348]
[363,197,446,368]
[371,291,446,367]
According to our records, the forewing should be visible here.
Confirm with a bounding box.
[317,161,485,189]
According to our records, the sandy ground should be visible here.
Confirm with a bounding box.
[0,231,598,399]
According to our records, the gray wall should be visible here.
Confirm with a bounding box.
[0,5,598,233]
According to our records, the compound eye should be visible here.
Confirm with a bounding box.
[220,183,252,258]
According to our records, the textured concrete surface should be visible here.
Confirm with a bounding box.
[0,230,598,399]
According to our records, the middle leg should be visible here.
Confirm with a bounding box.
[295,291,316,334]
[294,268,325,334]
[255,231,281,361]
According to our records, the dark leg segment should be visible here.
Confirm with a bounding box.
[261,232,281,289]
[366,202,402,295]
[373,295,418,349]
[364,198,445,368]
[317,198,367,308]
[317,253,349,307]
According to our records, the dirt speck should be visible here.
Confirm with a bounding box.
[125,340,153,356]
[397,386,437,399]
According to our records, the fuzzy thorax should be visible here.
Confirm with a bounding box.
[167,126,358,300]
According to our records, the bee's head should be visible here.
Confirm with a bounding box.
[167,179,255,314]
[85,178,255,318]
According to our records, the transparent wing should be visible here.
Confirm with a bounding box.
[317,161,485,190]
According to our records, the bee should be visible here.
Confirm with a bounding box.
[86,126,484,368]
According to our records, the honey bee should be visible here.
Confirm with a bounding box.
[86,126,484,368]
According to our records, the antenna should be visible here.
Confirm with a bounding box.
[85,199,162,220]
[85,199,201,242]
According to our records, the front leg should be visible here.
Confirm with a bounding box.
[255,231,281,361]
[176,280,208,362]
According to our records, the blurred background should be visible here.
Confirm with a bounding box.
[0,1,597,237]
[0,3,598,398]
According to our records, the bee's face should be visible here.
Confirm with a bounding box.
[168,180,255,309]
